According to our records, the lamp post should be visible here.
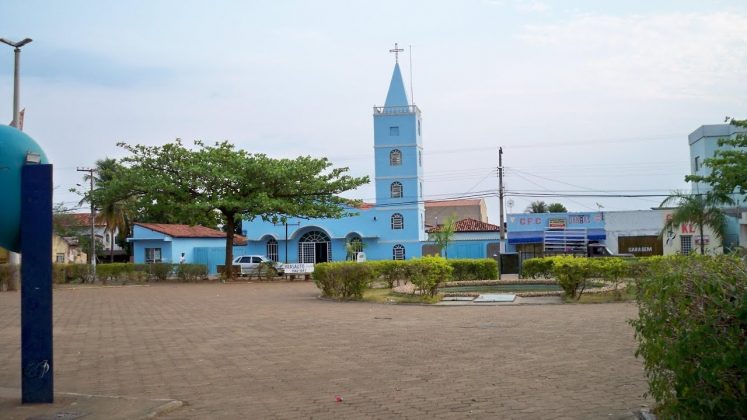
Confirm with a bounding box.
[0,37,32,128]
[2,37,32,283]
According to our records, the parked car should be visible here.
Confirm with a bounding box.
[232,255,284,276]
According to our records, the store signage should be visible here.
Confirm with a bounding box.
[548,218,566,230]
[694,236,710,245]
[282,263,315,273]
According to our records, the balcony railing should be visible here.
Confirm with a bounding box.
[373,105,420,115]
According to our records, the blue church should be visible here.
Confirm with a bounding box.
[241,56,428,263]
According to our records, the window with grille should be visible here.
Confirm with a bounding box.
[393,244,405,260]
[680,235,692,256]
[145,248,162,263]
[390,149,402,166]
[390,181,403,198]
[266,238,278,261]
[56,253,65,263]
[391,213,404,230]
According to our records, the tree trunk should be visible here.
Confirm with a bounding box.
[110,231,114,263]
[224,214,235,279]
[699,223,705,255]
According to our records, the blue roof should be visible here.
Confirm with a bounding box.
[384,63,409,107]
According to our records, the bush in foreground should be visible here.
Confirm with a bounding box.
[630,255,747,418]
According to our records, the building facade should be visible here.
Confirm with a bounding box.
[240,59,432,263]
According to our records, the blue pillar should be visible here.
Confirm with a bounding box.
[20,164,54,403]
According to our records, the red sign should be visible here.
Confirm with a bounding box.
[548,218,566,230]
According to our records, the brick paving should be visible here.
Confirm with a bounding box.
[0,283,650,419]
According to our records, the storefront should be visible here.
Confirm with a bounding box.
[506,212,607,262]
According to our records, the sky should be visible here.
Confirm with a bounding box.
[1,0,746,223]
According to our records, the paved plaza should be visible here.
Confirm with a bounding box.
[0,282,649,419]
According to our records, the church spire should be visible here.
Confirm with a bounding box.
[384,60,410,107]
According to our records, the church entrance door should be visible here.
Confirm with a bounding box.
[298,230,331,263]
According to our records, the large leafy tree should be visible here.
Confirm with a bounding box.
[95,140,369,278]
[547,202,568,213]
[660,192,731,255]
[685,118,747,202]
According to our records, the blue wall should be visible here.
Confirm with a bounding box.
[506,212,607,249]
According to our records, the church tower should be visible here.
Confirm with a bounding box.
[373,45,426,255]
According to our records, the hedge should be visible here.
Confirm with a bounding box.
[51,263,209,284]
[367,260,409,287]
[520,256,632,299]
[408,256,453,297]
[629,255,747,418]
[447,259,497,280]
[313,262,377,300]
[0,265,20,291]
[314,257,458,298]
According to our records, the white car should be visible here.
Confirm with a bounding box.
[232,255,284,276]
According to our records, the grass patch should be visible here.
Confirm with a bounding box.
[363,288,442,304]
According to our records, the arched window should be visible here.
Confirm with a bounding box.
[391,213,404,230]
[266,238,278,261]
[346,235,363,260]
[390,181,403,198]
[393,244,405,260]
[389,149,402,166]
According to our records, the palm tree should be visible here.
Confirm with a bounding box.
[525,201,549,213]
[660,192,731,255]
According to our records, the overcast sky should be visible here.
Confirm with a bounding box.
[1,0,745,222]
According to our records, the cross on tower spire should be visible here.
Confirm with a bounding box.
[389,42,404,63]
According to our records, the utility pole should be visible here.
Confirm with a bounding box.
[77,167,96,282]
[498,147,505,280]
[498,147,505,241]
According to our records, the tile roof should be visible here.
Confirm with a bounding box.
[135,223,247,245]
[56,213,107,228]
[424,199,483,208]
[427,218,500,233]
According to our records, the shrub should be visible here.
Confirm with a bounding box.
[408,256,453,297]
[0,265,20,291]
[630,255,747,418]
[589,257,630,300]
[148,263,175,282]
[176,264,208,282]
[313,262,376,300]
[52,264,67,284]
[370,260,409,287]
[521,258,554,279]
[64,264,91,283]
[550,255,592,299]
[447,259,498,280]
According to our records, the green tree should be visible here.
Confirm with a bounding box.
[429,215,457,258]
[547,202,567,213]
[525,201,548,213]
[660,192,730,255]
[96,140,369,278]
[685,118,747,202]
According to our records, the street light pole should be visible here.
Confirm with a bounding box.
[0,37,32,127]
[2,37,33,281]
